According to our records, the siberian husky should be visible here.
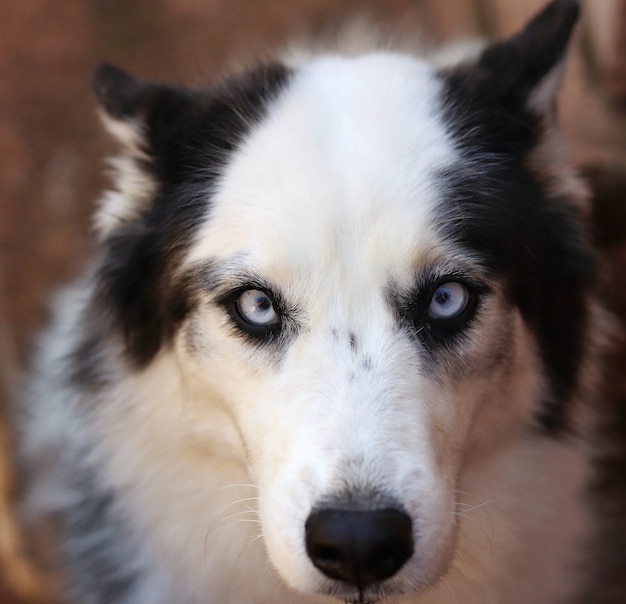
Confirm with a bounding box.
[17,1,609,603]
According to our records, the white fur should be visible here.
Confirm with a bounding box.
[93,113,156,238]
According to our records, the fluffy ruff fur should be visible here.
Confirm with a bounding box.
[16,2,609,603]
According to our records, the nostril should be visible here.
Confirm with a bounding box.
[307,543,344,578]
[305,507,413,587]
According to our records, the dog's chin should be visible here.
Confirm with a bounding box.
[290,555,452,604]
[308,577,433,604]
[321,584,404,604]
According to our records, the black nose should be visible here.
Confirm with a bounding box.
[305,507,413,587]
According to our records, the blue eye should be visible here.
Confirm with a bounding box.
[236,289,280,327]
[428,282,469,320]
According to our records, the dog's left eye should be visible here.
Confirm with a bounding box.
[428,282,469,320]
[235,289,280,328]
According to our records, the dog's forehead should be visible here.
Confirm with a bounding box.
[186,52,458,283]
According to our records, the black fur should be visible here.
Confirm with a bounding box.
[88,63,291,368]
[436,0,592,433]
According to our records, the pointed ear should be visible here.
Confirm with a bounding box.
[91,63,192,150]
[438,0,580,161]
[90,64,188,237]
[478,0,579,112]
[92,63,154,121]
[90,62,290,238]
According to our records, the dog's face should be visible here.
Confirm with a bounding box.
[89,2,590,602]
[175,54,541,601]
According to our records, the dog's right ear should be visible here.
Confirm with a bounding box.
[91,61,290,240]
[92,63,154,122]
[91,64,191,237]
[92,63,192,153]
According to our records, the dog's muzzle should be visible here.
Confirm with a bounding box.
[304,507,414,589]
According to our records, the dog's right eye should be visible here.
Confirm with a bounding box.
[236,289,279,327]
[222,288,284,340]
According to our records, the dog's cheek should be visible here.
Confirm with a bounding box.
[171,315,274,454]
[461,311,545,455]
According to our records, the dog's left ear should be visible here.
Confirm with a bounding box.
[445,0,579,118]
[485,0,578,112]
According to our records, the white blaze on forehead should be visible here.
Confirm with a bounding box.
[186,52,459,287]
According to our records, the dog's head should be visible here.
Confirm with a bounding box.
[89,1,591,601]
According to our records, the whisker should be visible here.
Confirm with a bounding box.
[208,495,261,523]
[452,491,495,558]
[218,508,260,525]
[218,483,259,491]
[204,491,263,571]
[451,499,494,515]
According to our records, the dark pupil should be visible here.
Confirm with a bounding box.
[435,290,450,306]
[256,295,270,311]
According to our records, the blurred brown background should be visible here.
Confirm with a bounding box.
[2,1,626,602]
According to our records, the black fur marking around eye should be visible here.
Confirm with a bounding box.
[391,277,485,355]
